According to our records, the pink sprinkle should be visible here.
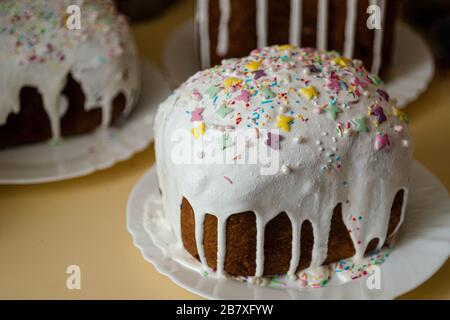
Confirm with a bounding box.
[314,107,323,115]
[374,132,390,151]
[191,89,203,101]
[190,107,205,122]
[224,176,233,184]
[235,90,252,103]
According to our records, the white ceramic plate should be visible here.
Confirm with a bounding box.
[127,161,450,300]
[163,20,435,109]
[0,61,170,185]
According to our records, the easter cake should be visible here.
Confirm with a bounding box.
[155,45,412,278]
[0,0,140,148]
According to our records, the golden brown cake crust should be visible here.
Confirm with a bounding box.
[180,191,403,276]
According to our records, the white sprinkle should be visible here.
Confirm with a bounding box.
[402,139,409,148]
[288,273,298,280]
[293,136,303,144]
[279,105,289,113]
[281,165,291,174]
[363,90,371,97]
[332,137,338,143]
[322,132,328,136]
[394,125,403,133]
[314,107,323,114]
[319,147,324,152]
[316,140,322,145]
[353,59,363,67]
[302,68,310,76]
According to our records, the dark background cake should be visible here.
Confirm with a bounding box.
[197,0,398,75]
[115,0,177,21]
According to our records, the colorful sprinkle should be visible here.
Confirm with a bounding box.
[374,132,390,150]
[299,86,318,100]
[223,176,233,184]
[191,122,205,139]
[245,61,260,71]
[276,115,294,132]
[190,107,204,122]
[224,77,242,89]
[216,104,233,118]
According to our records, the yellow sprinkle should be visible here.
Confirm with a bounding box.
[224,77,242,89]
[333,57,350,68]
[245,61,260,71]
[299,86,318,100]
[191,122,205,139]
[276,115,294,132]
[393,107,408,123]
[278,44,294,51]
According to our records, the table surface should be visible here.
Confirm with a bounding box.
[0,0,449,299]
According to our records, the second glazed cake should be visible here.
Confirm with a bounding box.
[0,0,141,149]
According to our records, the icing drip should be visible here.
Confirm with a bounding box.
[197,0,211,69]
[155,46,412,277]
[256,0,268,48]
[316,0,329,51]
[143,189,396,289]
[255,215,266,277]
[289,0,302,47]
[371,0,386,74]
[216,217,227,275]
[0,0,140,140]
[217,0,231,57]
[194,213,208,268]
[344,0,358,58]
[287,215,301,276]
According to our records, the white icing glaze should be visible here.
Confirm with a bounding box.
[143,187,396,288]
[216,0,231,57]
[289,0,302,47]
[316,0,329,51]
[0,0,140,140]
[197,0,211,69]
[256,0,268,49]
[155,46,412,277]
[288,215,301,275]
[194,213,208,267]
[217,217,227,275]
[344,0,358,58]
[371,0,386,74]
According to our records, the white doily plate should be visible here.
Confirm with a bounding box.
[162,20,434,109]
[0,61,170,185]
[127,161,450,300]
